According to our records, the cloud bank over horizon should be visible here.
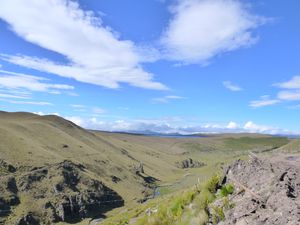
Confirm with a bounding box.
[61,115,297,136]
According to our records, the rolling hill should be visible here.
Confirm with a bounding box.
[0,111,291,224]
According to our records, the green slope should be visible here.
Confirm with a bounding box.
[0,111,291,224]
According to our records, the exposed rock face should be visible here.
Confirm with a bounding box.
[220,154,300,225]
[176,158,206,169]
[0,175,19,223]
[0,160,124,224]
[0,159,16,173]
[111,175,121,183]
[133,162,144,174]
[16,213,39,225]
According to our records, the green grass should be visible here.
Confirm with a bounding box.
[158,186,173,196]
[218,184,234,197]
[101,174,222,225]
[180,142,216,153]
[223,137,289,151]
[102,174,236,225]
[136,174,221,225]
[276,139,300,153]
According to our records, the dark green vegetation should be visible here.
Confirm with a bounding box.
[0,111,292,224]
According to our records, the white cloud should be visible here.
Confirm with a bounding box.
[249,95,280,108]
[70,104,86,109]
[152,95,186,103]
[0,0,166,90]
[70,104,86,112]
[275,76,300,89]
[34,111,60,116]
[223,81,242,91]
[0,70,70,106]
[69,104,106,113]
[66,117,180,133]
[226,121,239,129]
[0,93,30,99]
[243,121,276,134]
[0,99,52,106]
[278,90,300,101]
[0,69,74,93]
[268,75,300,102]
[161,0,266,64]
[65,116,84,126]
[63,115,294,135]
[250,75,300,108]
[92,107,106,114]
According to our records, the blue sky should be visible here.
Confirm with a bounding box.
[0,0,300,134]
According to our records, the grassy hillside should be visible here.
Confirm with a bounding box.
[0,111,291,224]
[275,139,300,153]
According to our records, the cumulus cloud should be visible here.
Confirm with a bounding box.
[226,121,239,129]
[243,121,277,134]
[223,81,242,91]
[249,95,280,108]
[65,116,84,126]
[0,0,166,90]
[161,0,266,64]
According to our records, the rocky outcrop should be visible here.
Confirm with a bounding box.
[0,176,20,223]
[133,162,144,174]
[16,213,39,225]
[0,159,16,173]
[176,158,206,169]
[219,154,300,225]
[1,160,124,224]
